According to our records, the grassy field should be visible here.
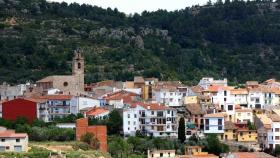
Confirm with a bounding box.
[0,141,111,158]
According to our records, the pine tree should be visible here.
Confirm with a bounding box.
[178,117,186,143]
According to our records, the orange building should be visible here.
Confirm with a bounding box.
[76,118,107,152]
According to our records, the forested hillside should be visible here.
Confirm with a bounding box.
[1,0,280,84]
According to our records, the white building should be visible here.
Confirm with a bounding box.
[204,113,225,134]
[0,82,29,101]
[267,114,280,149]
[74,96,100,111]
[147,150,176,158]
[247,88,265,109]
[123,102,177,137]
[198,77,227,89]
[234,109,253,123]
[0,127,28,152]
[230,88,248,108]
[153,87,188,107]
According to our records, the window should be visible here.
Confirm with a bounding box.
[151,111,154,115]
[1,139,5,142]
[224,98,227,102]
[134,114,137,118]
[218,119,222,125]
[228,105,233,111]
[63,82,68,87]
[128,121,130,125]
[133,121,136,125]
[16,139,20,142]
[276,128,280,132]
[160,153,163,157]
[224,91,227,96]
[167,110,170,114]
[205,119,209,125]
[128,127,130,130]
[276,136,280,140]
[238,113,241,116]
[247,113,251,116]
[170,93,173,96]
[256,98,260,103]
[128,114,130,118]
[78,62,81,69]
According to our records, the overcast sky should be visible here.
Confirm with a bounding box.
[48,0,211,14]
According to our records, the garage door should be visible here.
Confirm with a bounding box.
[14,145,22,152]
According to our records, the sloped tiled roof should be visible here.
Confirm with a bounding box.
[130,102,170,110]
[185,104,206,115]
[235,109,252,112]
[0,130,27,138]
[134,76,145,83]
[224,121,237,130]
[204,113,226,118]
[33,95,73,100]
[230,88,248,95]
[86,107,109,117]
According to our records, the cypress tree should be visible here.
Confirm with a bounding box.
[178,117,186,143]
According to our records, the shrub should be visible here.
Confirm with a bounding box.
[72,142,92,151]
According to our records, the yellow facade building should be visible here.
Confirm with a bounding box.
[237,129,257,142]
[184,96,198,104]
[222,121,237,141]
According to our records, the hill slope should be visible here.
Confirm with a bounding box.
[1,0,280,84]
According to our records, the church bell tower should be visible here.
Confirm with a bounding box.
[72,49,84,92]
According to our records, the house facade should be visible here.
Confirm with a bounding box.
[0,128,28,152]
[123,102,177,137]
[204,113,225,136]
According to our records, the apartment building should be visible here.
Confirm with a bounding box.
[123,102,177,137]
[267,114,280,149]
[153,86,189,107]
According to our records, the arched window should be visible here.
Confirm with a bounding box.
[78,62,81,69]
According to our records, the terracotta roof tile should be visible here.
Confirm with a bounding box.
[130,102,170,110]
[33,95,73,100]
[86,107,109,117]
[235,109,252,112]
[204,113,226,118]
[224,121,237,130]
[0,130,27,138]
[230,89,248,95]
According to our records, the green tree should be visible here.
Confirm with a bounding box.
[107,110,122,135]
[80,132,100,150]
[247,120,256,130]
[178,117,186,143]
[275,145,280,156]
[109,136,132,158]
[203,134,229,156]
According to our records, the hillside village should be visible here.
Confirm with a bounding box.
[0,51,280,158]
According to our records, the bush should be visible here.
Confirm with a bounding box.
[72,142,92,151]
[80,132,100,150]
